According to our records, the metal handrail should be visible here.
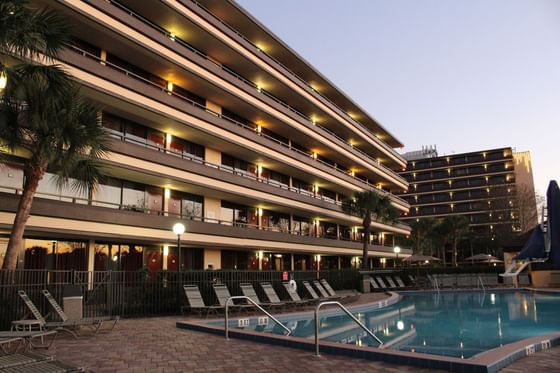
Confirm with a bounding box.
[224,296,291,340]
[477,276,486,292]
[432,277,440,294]
[314,301,383,356]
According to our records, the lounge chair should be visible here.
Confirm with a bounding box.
[0,358,83,372]
[0,331,58,350]
[301,281,321,300]
[282,282,312,306]
[369,277,380,291]
[0,337,23,354]
[240,283,282,310]
[0,352,52,369]
[394,276,406,288]
[259,283,288,309]
[212,284,252,313]
[384,277,397,288]
[312,280,331,298]
[41,290,119,333]
[17,291,114,338]
[182,285,221,317]
[375,276,388,289]
[319,279,337,297]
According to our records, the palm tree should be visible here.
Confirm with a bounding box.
[0,67,110,270]
[342,191,399,270]
[409,217,437,255]
[440,216,470,267]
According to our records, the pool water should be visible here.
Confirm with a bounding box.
[242,291,560,358]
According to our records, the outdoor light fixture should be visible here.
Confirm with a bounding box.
[397,320,404,331]
[393,246,401,268]
[0,65,7,91]
[172,223,185,271]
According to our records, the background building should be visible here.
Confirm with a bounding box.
[397,147,538,241]
[0,0,410,271]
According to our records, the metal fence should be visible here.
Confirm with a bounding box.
[0,269,361,329]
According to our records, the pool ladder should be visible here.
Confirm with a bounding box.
[314,301,384,356]
[477,276,486,292]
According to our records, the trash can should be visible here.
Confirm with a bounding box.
[63,285,83,320]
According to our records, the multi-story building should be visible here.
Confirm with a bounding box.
[397,147,537,238]
[0,0,410,271]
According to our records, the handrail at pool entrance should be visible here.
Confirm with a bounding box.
[224,296,291,340]
[314,301,383,356]
[477,276,486,292]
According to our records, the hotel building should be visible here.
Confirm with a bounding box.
[0,0,410,271]
[397,147,537,238]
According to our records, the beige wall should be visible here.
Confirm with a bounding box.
[204,197,221,221]
[0,237,7,268]
[206,100,222,115]
[530,270,560,288]
[204,248,221,269]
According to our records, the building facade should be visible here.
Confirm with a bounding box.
[397,147,537,238]
[0,0,410,271]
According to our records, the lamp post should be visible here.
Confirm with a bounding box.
[0,64,7,92]
[172,223,185,272]
[393,246,401,268]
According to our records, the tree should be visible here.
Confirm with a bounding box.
[0,2,110,270]
[516,184,543,233]
[342,191,399,270]
[440,216,470,267]
[409,217,438,255]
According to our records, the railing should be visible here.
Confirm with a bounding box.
[66,43,408,206]
[183,0,405,162]
[0,269,361,330]
[477,276,486,292]
[224,295,291,340]
[104,0,407,180]
[107,132,343,206]
[314,301,383,356]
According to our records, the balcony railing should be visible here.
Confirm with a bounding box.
[65,44,408,207]
[107,131,343,206]
[106,0,406,172]
[0,186,405,243]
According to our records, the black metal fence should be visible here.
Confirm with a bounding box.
[0,269,361,329]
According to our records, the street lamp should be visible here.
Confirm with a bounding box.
[393,246,401,268]
[0,65,7,91]
[172,223,185,271]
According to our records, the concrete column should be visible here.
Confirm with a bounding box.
[258,251,263,270]
[204,197,221,223]
[100,49,107,65]
[163,188,170,217]
[86,240,95,290]
[206,100,222,116]
[162,245,169,271]
[291,254,295,271]
[338,256,342,270]
[204,248,221,270]
[205,147,221,166]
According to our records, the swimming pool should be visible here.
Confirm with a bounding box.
[233,290,560,359]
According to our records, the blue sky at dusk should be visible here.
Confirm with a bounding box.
[237,0,560,195]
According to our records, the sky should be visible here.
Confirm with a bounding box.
[236,0,560,196]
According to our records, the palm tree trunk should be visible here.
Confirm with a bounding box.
[2,163,45,270]
[362,226,371,270]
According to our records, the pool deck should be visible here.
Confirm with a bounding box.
[42,290,560,372]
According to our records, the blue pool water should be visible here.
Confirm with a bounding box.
[237,291,560,358]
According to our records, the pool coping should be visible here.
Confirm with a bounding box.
[176,288,560,373]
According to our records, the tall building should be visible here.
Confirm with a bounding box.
[397,146,537,238]
[0,0,410,271]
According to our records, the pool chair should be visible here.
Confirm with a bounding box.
[384,277,397,288]
[319,279,337,297]
[301,280,322,300]
[240,283,283,311]
[282,282,313,306]
[212,284,252,314]
[375,276,388,289]
[369,277,381,291]
[394,276,406,288]
[259,283,289,309]
[0,330,58,350]
[182,285,221,317]
[41,290,119,333]
[0,337,23,354]
[312,280,331,298]
[0,356,83,372]
[0,352,53,369]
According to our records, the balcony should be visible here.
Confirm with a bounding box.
[60,45,409,209]
[0,192,401,252]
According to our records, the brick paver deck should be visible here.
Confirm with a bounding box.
[47,316,560,372]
